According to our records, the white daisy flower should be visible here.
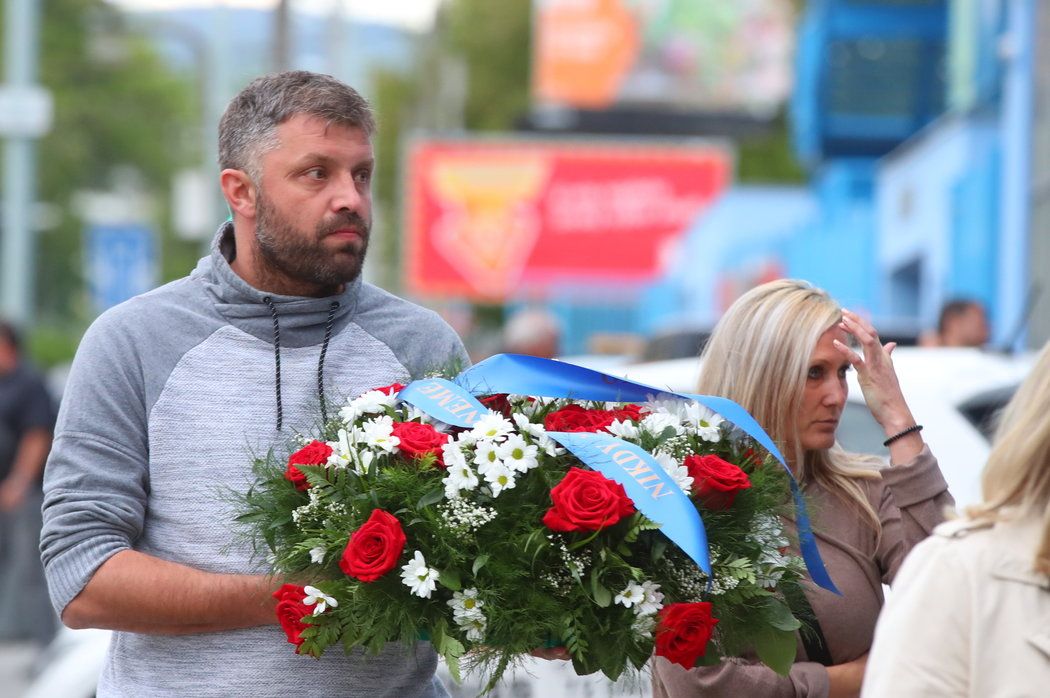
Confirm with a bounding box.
[400,550,439,599]
[606,418,640,440]
[309,546,326,565]
[441,441,468,470]
[361,415,400,453]
[653,451,694,494]
[641,412,685,438]
[695,412,725,442]
[443,460,480,499]
[353,449,375,475]
[636,581,665,617]
[403,404,433,424]
[482,462,517,497]
[470,413,514,441]
[461,616,486,642]
[447,587,485,622]
[631,614,657,639]
[473,440,503,474]
[614,581,646,609]
[325,428,355,469]
[511,413,564,457]
[340,389,397,423]
[497,434,538,473]
[303,585,338,615]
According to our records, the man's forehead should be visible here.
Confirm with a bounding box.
[274,113,372,147]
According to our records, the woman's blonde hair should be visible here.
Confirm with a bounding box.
[698,279,883,532]
[967,339,1050,575]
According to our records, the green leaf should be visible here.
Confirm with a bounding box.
[764,598,802,632]
[438,568,462,591]
[590,568,612,607]
[472,554,490,576]
[754,627,798,676]
[416,488,444,509]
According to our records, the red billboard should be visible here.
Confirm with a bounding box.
[404,139,731,300]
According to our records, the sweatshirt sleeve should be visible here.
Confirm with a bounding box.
[40,309,151,615]
[652,656,830,698]
[875,445,954,584]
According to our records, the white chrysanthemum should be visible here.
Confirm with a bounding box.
[497,434,538,473]
[461,616,486,642]
[470,413,514,441]
[441,441,468,469]
[641,412,684,438]
[653,451,694,494]
[691,407,725,442]
[483,461,517,497]
[614,581,646,609]
[511,413,563,457]
[309,546,326,565]
[340,389,397,423]
[326,428,353,469]
[606,418,640,440]
[447,587,485,622]
[403,404,433,424]
[303,585,338,615]
[635,581,665,617]
[456,430,479,448]
[361,415,400,453]
[631,614,657,639]
[473,440,503,474]
[443,460,480,499]
[400,550,439,599]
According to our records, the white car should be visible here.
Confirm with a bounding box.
[594,347,1035,509]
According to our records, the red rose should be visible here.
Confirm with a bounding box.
[611,403,645,422]
[273,583,312,651]
[655,602,719,669]
[374,382,405,395]
[479,393,513,417]
[542,467,636,532]
[285,440,334,491]
[684,454,752,510]
[339,509,407,582]
[391,421,450,466]
[544,404,645,434]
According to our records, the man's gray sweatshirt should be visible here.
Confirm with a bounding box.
[40,226,468,697]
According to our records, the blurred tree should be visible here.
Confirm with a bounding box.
[440,0,531,131]
[1,0,197,363]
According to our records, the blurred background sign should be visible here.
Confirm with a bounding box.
[405,138,731,300]
[532,0,794,116]
[0,85,52,138]
[85,223,157,314]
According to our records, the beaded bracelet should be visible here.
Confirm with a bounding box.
[883,424,923,447]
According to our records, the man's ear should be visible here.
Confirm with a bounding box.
[220,169,257,219]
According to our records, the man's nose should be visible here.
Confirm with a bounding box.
[331,173,365,213]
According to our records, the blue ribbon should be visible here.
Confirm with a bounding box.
[547,431,711,576]
[401,353,837,593]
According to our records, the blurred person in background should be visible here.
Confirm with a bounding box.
[862,338,1050,697]
[502,308,562,359]
[918,298,989,348]
[39,71,467,697]
[653,279,953,698]
[0,320,57,648]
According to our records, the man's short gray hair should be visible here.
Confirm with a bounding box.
[218,70,376,180]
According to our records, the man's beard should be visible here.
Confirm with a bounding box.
[254,192,370,294]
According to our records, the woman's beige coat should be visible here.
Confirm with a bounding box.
[863,515,1050,697]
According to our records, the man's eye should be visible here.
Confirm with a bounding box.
[355,169,372,185]
[304,168,326,180]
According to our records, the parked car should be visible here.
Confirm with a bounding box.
[595,346,1035,508]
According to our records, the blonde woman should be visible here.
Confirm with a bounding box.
[862,339,1050,697]
[653,279,954,698]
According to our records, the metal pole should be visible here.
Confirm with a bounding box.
[1,0,40,327]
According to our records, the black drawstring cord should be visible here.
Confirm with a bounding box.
[263,296,284,431]
[318,301,339,424]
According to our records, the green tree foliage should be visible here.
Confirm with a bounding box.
[2,0,197,360]
[439,0,531,132]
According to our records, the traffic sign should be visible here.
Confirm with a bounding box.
[86,224,158,313]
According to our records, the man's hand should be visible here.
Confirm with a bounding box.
[826,653,868,698]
